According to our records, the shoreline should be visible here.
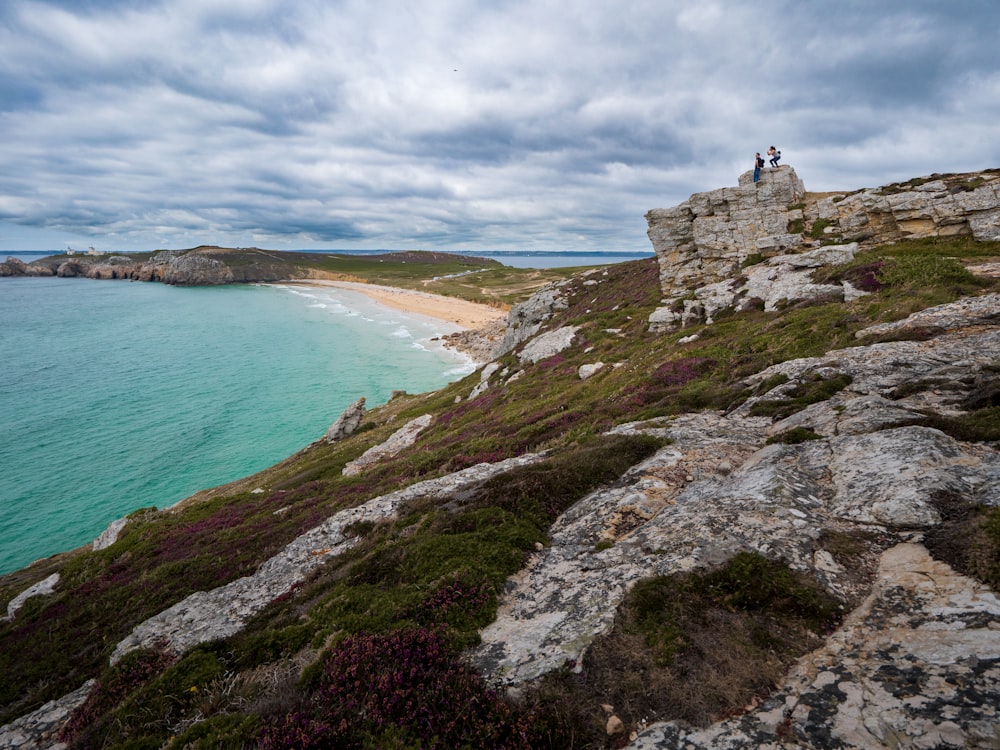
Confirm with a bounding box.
[281,279,508,362]
[285,280,507,329]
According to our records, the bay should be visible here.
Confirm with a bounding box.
[0,278,473,575]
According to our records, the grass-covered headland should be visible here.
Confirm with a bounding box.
[2,237,1000,748]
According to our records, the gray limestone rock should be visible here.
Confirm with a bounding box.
[495,283,570,357]
[342,413,434,476]
[92,517,129,551]
[517,325,580,364]
[0,679,93,750]
[324,397,367,442]
[4,574,60,622]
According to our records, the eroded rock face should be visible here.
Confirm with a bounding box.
[646,167,808,300]
[324,397,367,443]
[646,168,1000,331]
[810,171,1000,246]
[495,283,570,357]
[0,257,54,277]
[651,242,863,330]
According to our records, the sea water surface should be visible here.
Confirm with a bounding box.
[0,277,474,575]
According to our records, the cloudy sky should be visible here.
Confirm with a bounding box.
[1,0,998,254]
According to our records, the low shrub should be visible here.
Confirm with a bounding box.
[766,426,823,444]
[58,645,177,744]
[918,406,1000,444]
[258,628,540,749]
[924,494,1000,591]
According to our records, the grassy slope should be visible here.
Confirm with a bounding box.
[2,239,1000,748]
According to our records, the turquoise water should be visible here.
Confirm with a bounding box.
[0,278,474,575]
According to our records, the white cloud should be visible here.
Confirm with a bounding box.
[1,0,998,252]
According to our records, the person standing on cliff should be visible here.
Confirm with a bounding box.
[753,152,764,182]
[768,146,781,168]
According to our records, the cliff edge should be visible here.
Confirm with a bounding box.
[646,166,1000,330]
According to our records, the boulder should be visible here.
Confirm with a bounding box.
[324,397,367,443]
[517,325,580,364]
[342,414,434,476]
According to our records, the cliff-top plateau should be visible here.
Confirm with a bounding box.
[2,165,1000,749]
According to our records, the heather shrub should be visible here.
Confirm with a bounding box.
[918,405,1000,444]
[925,495,1000,591]
[258,628,539,749]
[66,648,227,748]
[624,357,716,409]
[766,426,822,444]
[58,644,176,744]
[473,434,663,524]
[170,713,261,749]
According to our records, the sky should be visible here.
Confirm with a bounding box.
[1,1,998,254]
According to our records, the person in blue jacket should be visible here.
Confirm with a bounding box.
[753,152,764,182]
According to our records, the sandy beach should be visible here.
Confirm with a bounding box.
[288,279,508,329]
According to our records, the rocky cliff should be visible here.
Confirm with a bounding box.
[646,167,1000,330]
[2,170,999,749]
[0,246,305,284]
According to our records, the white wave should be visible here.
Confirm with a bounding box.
[445,363,478,377]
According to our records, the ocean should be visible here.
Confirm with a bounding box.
[0,275,477,576]
[0,250,652,576]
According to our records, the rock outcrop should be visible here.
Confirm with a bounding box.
[0,246,302,285]
[646,167,808,300]
[649,242,864,331]
[494,283,570,357]
[0,257,53,277]
[646,168,1000,330]
[342,414,435,476]
[324,397,367,443]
